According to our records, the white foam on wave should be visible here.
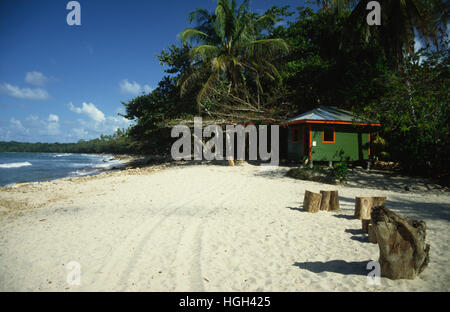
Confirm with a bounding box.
[53,153,73,157]
[0,162,32,169]
[70,169,97,177]
[93,160,125,170]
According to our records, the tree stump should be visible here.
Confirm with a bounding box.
[354,196,386,219]
[361,219,371,234]
[329,190,340,211]
[319,190,339,211]
[303,190,322,213]
[319,191,331,211]
[368,223,377,244]
[371,206,430,280]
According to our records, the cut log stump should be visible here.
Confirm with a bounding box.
[368,223,377,244]
[371,206,430,280]
[303,190,322,213]
[319,190,340,211]
[329,190,340,211]
[354,196,387,219]
[362,219,371,234]
[319,191,331,211]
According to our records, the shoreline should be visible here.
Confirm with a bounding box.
[0,153,146,188]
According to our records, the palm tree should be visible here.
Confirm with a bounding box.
[318,0,448,66]
[179,0,289,113]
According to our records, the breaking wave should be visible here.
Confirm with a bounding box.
[0,162,32,169]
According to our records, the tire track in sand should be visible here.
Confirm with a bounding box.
[85,170,242,291]
[82,180,222,291]
[170,174,248,291]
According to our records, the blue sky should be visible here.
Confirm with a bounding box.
[0,0,308,143]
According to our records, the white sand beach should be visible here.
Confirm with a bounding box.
[0,162,449,291]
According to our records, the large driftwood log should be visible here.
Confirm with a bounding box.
[371,206,430,280]
[319,190,340,211]
[303,190,322,213]
[354,196,387,219]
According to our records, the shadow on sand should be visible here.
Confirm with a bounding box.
[293,260,371,276]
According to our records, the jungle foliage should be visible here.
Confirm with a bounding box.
[121,0,448,176]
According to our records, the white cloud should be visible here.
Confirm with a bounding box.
[4,114,60,139]
[69,102,105,123]
[67,101,131,140]
[48,114,59,122]
[10,117,29,135]
[46,114,60,135]
[143,84,153,93]
[119,79,152,95]
[0,83,50,100]
[25,71,48,86]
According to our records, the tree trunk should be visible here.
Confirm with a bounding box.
[303,190,322,213]
[371,206,430,280]
[319,190,339,211]
[354,196,386,219]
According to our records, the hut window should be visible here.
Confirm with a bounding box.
[323,127,335,143]
[292,128,300,143]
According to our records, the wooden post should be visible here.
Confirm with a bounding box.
[354,196,386,219]
[303,190,322,213]
[372,206,430,280]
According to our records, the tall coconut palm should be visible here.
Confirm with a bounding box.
[179,0,289,113]
[318,0,448,66]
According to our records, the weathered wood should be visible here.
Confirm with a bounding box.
[354,196,387,219]
[368,223,377,244]
[329,190,340,211]
[362,219,371,234]
[303,190,322,213]
[371,206,430,280]
[319,191,331,211]
[319,190,339,211]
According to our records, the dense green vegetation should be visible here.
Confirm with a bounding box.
[122,0,449,178]
[286,161,348,184]
[0,130,133,154]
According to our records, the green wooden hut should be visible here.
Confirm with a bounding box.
[281,106,381,165]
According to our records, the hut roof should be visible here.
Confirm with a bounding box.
[281,106,381,126]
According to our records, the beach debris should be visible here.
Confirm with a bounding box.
[303,190,322,213]
[354,196,386,219]
[371,206,430,280]
[319,190,340,211]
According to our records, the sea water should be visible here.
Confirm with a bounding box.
[0,152,124,186]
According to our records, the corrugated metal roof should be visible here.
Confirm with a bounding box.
[285,106,364,123]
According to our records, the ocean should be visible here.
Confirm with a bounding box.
[0,152,124,186]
